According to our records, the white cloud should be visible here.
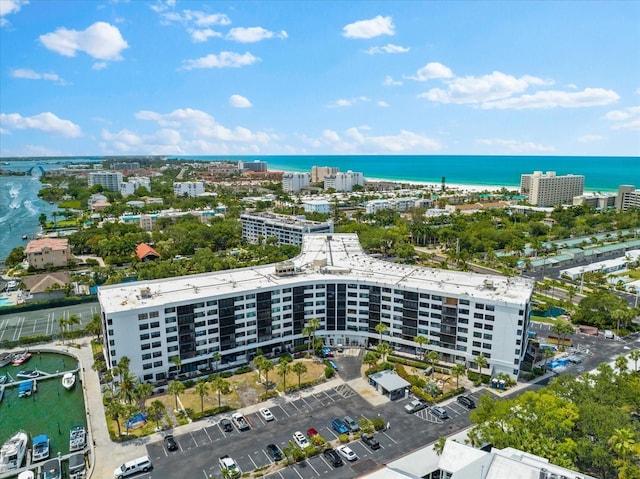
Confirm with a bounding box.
[189,28,222,42]
[180,51,260,70]
[365,43,409,55]
[343,127,441,153]
[407,62,454,81]
[605,105,640,131]
[377,101,389,107]
[0,0,28,27]
[11,68,70,85]
[322,130,341,143]
[39,22,128,61]
[160,9,230,27]
[577,135,604,143]
[419,71,551,105]
[383,75,402,86]
[327,97,371,108]
[92,62,108,70]
[226,27,288,43]
[229,94,252,108]
[342,15,394,39]
[0,127,10,135]
[0,112,81,137]
[477,138,554,153]
[481,88,619,110]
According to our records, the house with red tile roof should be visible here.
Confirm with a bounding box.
[136,243,160,262]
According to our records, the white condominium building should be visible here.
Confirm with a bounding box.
[173,181,205,198]
[88,171,123,192]
[120,176,151,197]
[282,172,311,192]
[616,185,640,211]
[238,160,268,172]
[303,199,331,215]
[240,212,333,245]
[98,234,534,384]
[311,166,340,183]
[324,171,365,192]
[520,171,584,207]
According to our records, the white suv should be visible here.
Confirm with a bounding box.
[293,431,309,449]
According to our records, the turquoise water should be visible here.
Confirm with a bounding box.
[0,298,15,307]
[0,352,86,459]
[549,358,570,369]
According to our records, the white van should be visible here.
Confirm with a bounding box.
[604,330,615,339]
[113,456,152,478]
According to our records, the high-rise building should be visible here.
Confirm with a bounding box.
[98,234,534,383]
[616,185,640,211]
[324,171,365,192]
[240,212,333,245]
[311,166,340,183]
[282,172,311,192]
[238,160,268,172]
[88,171,123,192]
[520,171,584,206]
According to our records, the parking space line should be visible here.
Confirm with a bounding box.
[321,390,334,402]
[307,459,320,476]
[262,450,273,464]
[290,465,304,479]
[247,454,258,469]
[190,432,198,447]
[277,404,291,418]
[203,427,212,442]
[300,396,313,409]
[178,439,184,452]
[202,470,208,479]
[324,427,338,440]
[381,431,398,444]
[289,401,302,412]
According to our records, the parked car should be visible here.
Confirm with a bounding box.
[307,428,319,438]
[331,417,349,434]
[293,431,310,449]
[164,434,178,451]
[604,330,615,339]
[456,395,476,409]
[337,445,357,461]
[323,448,344,467]
[259,407,274,422]
[430,405,449,419]
[343,415,360,432]
[568,354,583,364]
[322,347,334,358]
[361,433,381,450]
[266,444,283,461]
[404,399,428,413]
[220,418,233,432]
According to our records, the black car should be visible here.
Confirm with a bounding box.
[266,444,283,461]
[323,448,344,467]
[220,418,233,432]
[361,433,381,450]
[164,434,178,451]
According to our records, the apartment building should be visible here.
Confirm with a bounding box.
[324,171,365,192]
[173,181,205,198]
[282,172,311,193]
[25,238,72,269]
[302,199,331,215]
[88,171,123,192]
[240,212,333,245]
[616,185,640,211]
[98,234,534,384]
[238,160,268,172]
[311,166,340,183]
[573,192,616,209]
[120,176,151,197]
[520,171,584,206]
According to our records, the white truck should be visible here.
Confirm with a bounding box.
[231,412,250,431]
[219,455,241,478]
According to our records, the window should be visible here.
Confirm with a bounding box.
[142,353,151,360]
[482,343,492,350]
[486,305,495,311]
[143,363,152,370]
[459,299,470,305]
[139,323,149,331]
[151,331,160,338]
[484,324,493,331]
[138,313,148,321]
[141,343,150,350]
[165,316,176,324]
[140,333,150,341]
[476,303,485,310]
[153,351,162,358]
[474,322,482,329]
[485,315,494,321]
[483,333,493,340]
[150,321,160,328]
[149,311,159,318]
[474,313,483,319]
[165,306,176,313]
[206,300,217,306]
[153,361,163,367]
[152,341,161,348]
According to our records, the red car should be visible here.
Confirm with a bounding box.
[307,428,319,438]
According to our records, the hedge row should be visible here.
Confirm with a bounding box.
[189,405,233,421]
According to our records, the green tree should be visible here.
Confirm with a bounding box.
[4,246,25,267]
[608,427,638,461]
[278,359,292,393]
[434,436,447,455]
[134,382,154,413]
[375,322,388,345]
[171,356,182,376]
[210,376,231,409]
[475,354,488,375]
[147,399,166,430]
[66,313,81,337]
[551,321,574,347]
[427,350,440,369]
[452,363,466,388]
[212,352,221,372]
[118,370,137,405]
[258,358,274,391]
[195,378,210,413]
[58,316,67,344]
[363,351,379,370]
[414,335,429,359]
[85,312,103,341]
[629,349,640,372]
[302,318,321,354]
[167,380,185,411]
[615,355,629,375]
[106,398,125,437]
[291,362,307,389]
[376,342,392,363]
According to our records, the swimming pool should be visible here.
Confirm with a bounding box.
[0,297,15,307]
[548,357,570,370]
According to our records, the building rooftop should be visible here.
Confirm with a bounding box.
[25,238,69,253]
[98,233,534,314]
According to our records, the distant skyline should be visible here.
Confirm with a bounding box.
[1,0,639,157]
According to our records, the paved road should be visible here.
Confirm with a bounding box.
[0,301,100,342]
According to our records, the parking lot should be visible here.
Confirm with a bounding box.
[134,355,484,479]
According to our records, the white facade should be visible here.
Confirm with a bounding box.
[311,166,339,183]
[238,160,267,172]
[365,199,393,214]
[240,212,333,245]
[282,172,311,193]
[324,171,365,192]
[616,185,640,211]
[88,171,123,192]
[98,234,534,383]
[303,199,331,214]
[572,192,616,209]
[120,177,151,197]
[520,171,584,207]
[173,181,205,198]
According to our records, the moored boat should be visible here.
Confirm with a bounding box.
[69,425,86,452]
[17,471,35,479]
[68,452,86,479]
[18,381,33,398]
[16,370,39,379]
[0,375,7,384]
[0,352,12,367]
[62,372,76,390]
[0,429,28,472]
[32,434,50,462]
[42,457,61,479]
[12,351,32,366]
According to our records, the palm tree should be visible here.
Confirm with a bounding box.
[278,360,292,393]
[427,350,439,370]
[58,316,67,344]
[147,400,166,430]
[291,362,307,389]
[475,354,488,376]
[66,313,81,338]
[414,335,428,359]
[608,427,637,460]
[85,313,103,341]
[212,352,221,372]
[629,349,640,372]
[259,358,274,391]
[106,399,125,437]
[171,356,182,377]
[375,322,388,345]
[195,378,210,413]
[134,382,154,413]
[376,342,392,363]
[118,370,137,404]
[302,318,321,354]
[615,355,629,375]
[452,363,466,388]
[210,376,230,409]
[434,436,447,455]
[167,380,185,411]
[551,321,574,348]
[363,351,379,370]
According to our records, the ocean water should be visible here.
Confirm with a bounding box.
[0,155,637,262]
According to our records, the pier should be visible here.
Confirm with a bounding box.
[1,366,80,391]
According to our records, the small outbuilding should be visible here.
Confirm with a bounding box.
[135,243,160,262]
[368,369,410,400]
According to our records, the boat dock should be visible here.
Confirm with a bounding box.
[1,367,80,391]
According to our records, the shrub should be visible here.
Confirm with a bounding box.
[292,447,305,462]
[324,366,335,378]
[234,365,253,374]
[259,390,279,401]
[359,417,375,434]
[220,371,233,378]
[183,379,195,389]
[338,434,349,444]
[190,405,233,420]
[372,417,386,431]
[304,445,319,457]
[388,355,429,369]
[467,371,491,384]
[311,435,326,447]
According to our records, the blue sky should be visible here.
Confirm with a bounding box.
[1,0,638,157]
